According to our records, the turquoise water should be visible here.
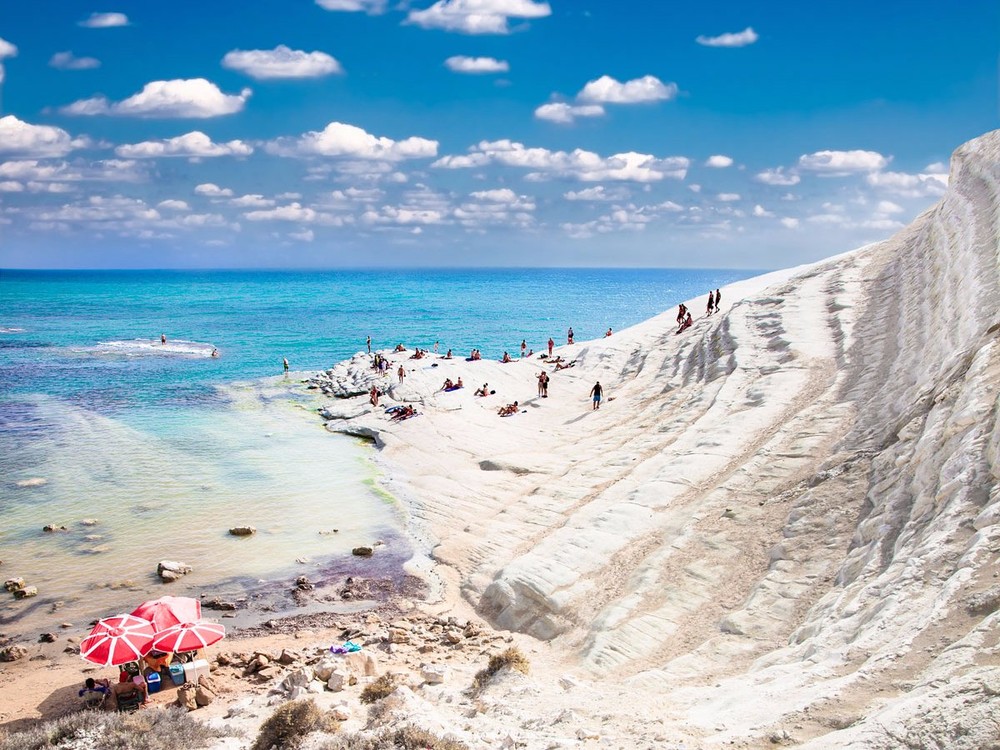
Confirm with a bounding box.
[0,268,756,636]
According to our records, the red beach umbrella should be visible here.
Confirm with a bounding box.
[80,614,156,666]
[130,596,202,633]
[151,620,225,653]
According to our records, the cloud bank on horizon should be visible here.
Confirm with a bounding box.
[0,0,994,269]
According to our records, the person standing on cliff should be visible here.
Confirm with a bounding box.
[707,290,715,315]
[366,335,371,354]
[547,337,554,356]
[283,357,289,373]
[589,381,603,410]
[715,288,722,310]
[397,364,405,384]
[567,327,574,345]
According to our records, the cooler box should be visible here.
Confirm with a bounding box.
[145,671,161,694]
[183,658,210,684]
[168,663,186,686]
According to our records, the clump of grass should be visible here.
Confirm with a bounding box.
[471,647,530,693]
[359,673,399,705]
[251,699,338,750]
[321,725,468,750]
[0,707,226,750]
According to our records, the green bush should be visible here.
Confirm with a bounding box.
[359,674,398,705]
[0,707,225,750]
[251,699,338,750]
[321,725,468,750]
[472,647,530,693]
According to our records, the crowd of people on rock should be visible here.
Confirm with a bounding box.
[356,287,723,423]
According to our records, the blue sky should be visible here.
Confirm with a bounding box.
[0,0,996,269]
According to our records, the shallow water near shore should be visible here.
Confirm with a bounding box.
[0,268,757,637]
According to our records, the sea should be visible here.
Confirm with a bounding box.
[0,268,758,637]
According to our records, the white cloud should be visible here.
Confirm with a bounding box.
[717,192,741,202]
[865,170,948,198]
[434,139,689,182]
[244,203,326,223]
[0,157,144,184]
[276,192,302,200]
[577,75,677,104]
[875,200,904,214]
[50,51,101,70]
[267,121,438,161]
[116,131,253,159]
[924,161,948,174]
[752,204,774,218]
[705,154,733,168]
[79,12,129,28]
[28,181,75,193]
[315,0,386,11]
[797,149,889,175]
[62,79,252,118]
[445,55,509,73]
[780,217,800,229]
[407,0,551,34]
[564,185,630,201]
[0,36,18,85]
[696,27,758,48]
[289,228,315,241]
[230,194,275,208]
[157,199,190,211]
[0,181,24,192]
[222,45,343,80]
[194,183,233,197]
[534,102,604,124]
[0,116,87,158]
[755,167,800,186]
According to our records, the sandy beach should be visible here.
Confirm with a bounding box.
[4,130,1000,749]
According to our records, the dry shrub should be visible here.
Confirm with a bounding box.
[251,699,338,750]
[471,647,529,693]
[321,725,468,750]
[359,673,398,704]
[0,707,226,750]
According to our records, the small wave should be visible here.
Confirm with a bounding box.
[0,327,26,334]
[86,339,217,358]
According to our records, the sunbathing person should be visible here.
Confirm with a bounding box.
[474,383,489,397]
[554,360,576,371]
[676,312,693,334]
[498,401,519,416]
[390,405,417,421]
[444,349,453,359]
[394,343,406,352]
[501,352,512,363]
[441,378,454,390]
[455,377,463,388]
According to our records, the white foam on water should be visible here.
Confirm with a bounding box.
[83,338,217,358]
[0,327,27,333]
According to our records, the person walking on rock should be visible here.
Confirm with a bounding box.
[707,290,715,315]
[397,365,405,384]
[589,381,603,410]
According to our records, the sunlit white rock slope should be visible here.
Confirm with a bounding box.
[321,129,1000,747]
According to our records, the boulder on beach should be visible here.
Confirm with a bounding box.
[13,585,38,600]
[228,526,256,537]
[157,560,193,582]
[4,577,25,592]
[352,546,374,557]
[0,645,28,662]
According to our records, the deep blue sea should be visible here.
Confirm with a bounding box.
[0,268,757,635]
